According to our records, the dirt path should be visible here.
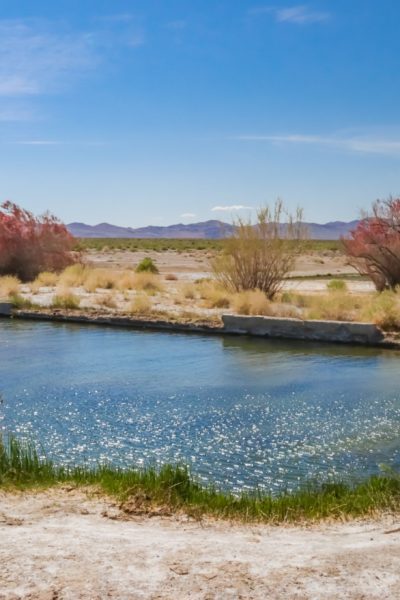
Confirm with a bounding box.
[1,490,399,599]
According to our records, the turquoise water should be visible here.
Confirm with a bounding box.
[1,319,400,493]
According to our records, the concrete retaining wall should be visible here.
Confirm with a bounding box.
[222,314,385,345]
[0,302,13,316]
[0,306,393,347]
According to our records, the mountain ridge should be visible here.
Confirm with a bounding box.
[67,219,358,240]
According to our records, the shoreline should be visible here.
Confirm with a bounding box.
[2,305,400,349]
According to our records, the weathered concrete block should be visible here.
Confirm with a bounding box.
[0,302,13,316]
[222,314,384,345]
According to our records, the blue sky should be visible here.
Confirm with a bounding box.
[1,1,399,227]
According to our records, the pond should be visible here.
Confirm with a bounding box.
[1,319,399,494]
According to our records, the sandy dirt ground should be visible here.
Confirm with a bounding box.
[86,248,356,279]
[1,490,400,600]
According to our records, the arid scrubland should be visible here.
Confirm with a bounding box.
[1,258,400,330]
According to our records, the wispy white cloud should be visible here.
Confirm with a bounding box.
[180,212,196,218]
[8,140,106,147]
[0,17,145,99]
[250,5,330,24]
[233,133,400,157]
[13,140,62,145]
[0,20,97,97]
[212,205,253,212]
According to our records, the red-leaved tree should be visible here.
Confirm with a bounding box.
[342,197,400,291]
[0,201,76,281]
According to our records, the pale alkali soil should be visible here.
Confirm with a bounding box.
[1,490,399,599]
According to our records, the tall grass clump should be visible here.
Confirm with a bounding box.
[51,292,80,309]
[134,273,164,293]
[8,294,38,309]
[361,290,400,330]
[232,289,272,316]
[116,270,137,291]
[1,435,399,522]
[181,282,197,300]
[30,271,59,293]
[83,269,117,292]
[304,293,366,322]
[129,293,152,315]
[0,275,21,297]
[197,280,231,308]
[59,263,88,287]
[96,293,117,309]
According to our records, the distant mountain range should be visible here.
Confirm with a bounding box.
[67,219,359,240]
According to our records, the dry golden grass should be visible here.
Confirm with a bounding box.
[197,280,231,308]
[231,289,272,316]
[59,264,88,287]
[133,273,164,293]
[181,283,197,299]
[360,290,400,330]
[51,292,80,310]
[0,275,21,298]
[18,262,400,332]
[128,293,152,315]
[33,271,59,288]
[115,271,137,291]
[277,289,400,329]
[56,265,164,296]
[83,269,117,292]
[96,293,117,309]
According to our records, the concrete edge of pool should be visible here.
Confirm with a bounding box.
[1,303,400,349]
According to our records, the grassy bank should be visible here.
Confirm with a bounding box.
[1,435,399,522]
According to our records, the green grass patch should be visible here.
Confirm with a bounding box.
[8,294,39,309]
[51,293,80,309]
[1,435,399,522]
[75,238,344,254]
[75,238,224,253]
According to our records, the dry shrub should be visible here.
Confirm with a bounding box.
[51,292,80,309]
[116,271,137,291]
[212,201,306,299]
[0,275,21,297]
[83,269,117,292]
[361,291,400,330]
[196,280,231,308]
[34,271,59,288]
[304,293,366,322]
[134,273,164,293]
[59,264,88,287]
[129,293,152,315]
[279,291,310,308]
[232,289,272,316]
[182,283,197,299]
[96,293,117,309]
